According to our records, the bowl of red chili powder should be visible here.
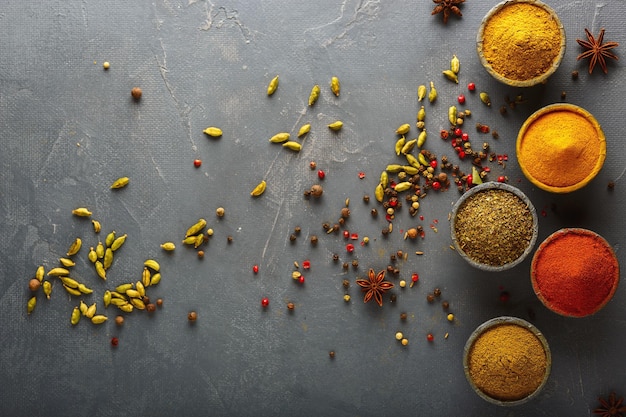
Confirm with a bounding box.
[531,228,620,317]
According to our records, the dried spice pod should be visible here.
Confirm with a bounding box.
[203,127,223,138]
[250,180,267,197]
[396,123,410,135]
[297,123,311,138]
[185,219,207,237]
[110,177,129,189]
[417,84,427,102]
[110,234,127,251]
[267,75,279,96]
[144,259,160,272]
[160,242,176,251]
[327,121,343,131]
[330,76,340,96]
[66,238,82,256]
[282,141,302,151]
[72,207,92,217]
[308,85,320,106]
[91,220,101,233]
[27,297,36,315]
[269,132,290,143]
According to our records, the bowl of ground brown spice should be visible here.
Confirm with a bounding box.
[477,0,566,87]
[517,103,606,193]
[450,182,538,271]
[464,316,551,405]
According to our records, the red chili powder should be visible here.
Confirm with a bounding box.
[531,230,619,317]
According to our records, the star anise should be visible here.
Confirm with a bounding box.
[576,28,619,74]
[431,0,465,24]
[594,392,626,417]
[356,268,394,307]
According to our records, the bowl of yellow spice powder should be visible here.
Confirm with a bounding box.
[517,103,606,193]
[477,0,566,86]
[464,316,551,405]
[450,182,538,271]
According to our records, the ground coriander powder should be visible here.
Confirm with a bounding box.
[454,189,534,266]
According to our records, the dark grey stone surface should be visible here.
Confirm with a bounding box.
[1,1,624,416]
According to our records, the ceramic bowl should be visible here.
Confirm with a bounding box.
[450,182,538,271]
[463,316,551,406]
[531,228,619,317]
[517,103,606,193]
[476,0,565,87]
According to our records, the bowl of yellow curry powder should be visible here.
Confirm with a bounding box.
[450,182,538,271]
[464,316,551,406]
[517,103,606,193]
[477,0,566,87]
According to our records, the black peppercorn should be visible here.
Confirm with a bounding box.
[400,312,407,320]
[442,301,450,310]
[371,208,378,217]
[434,288,442,297]
[426,294,435,303]
[332,253,339,262]
[310,235,318,245]
[363,194,370,203]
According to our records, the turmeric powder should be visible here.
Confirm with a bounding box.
[481,2,562,81]
[467,323,548,402]
[517,106,605,189]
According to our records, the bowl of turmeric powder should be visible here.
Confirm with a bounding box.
[463,316,551,405]
[517,103,606,193]
[476,0,566,87]
[531,228,619,317]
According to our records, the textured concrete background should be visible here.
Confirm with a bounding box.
[1,1,624,416]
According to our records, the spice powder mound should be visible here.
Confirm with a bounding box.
[468,323,547,401]
[518,110,601,188]
[454,189,534,266]
[482,3,562,81]
[532,231,619,317]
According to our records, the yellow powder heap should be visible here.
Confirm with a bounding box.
[482,3,562,81]
[518,110,601,187]
[468,323,547,402]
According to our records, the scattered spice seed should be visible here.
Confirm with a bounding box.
[343,294,351,302]
[395,331,404,340]
[197,250,205,258]
[193,159,202,168]
[261,297,269,308]
[329,351,336,359]
[29,279,41,292]
[427,333,434,342]
[427,294,435,303]
[310,235,318,245]
[442,301,450,309]
[400,312,407,320]
[115,315,124,326]
[156,298,163,307]
[253,265,259,274]
[216,207,225,217]
[146,303,156,312]
[287,302,295,310]
[310,184,323,198]
[111,337,119,347]
[447,313,454,321]
[188,311,198,322]
[434,288,442,297]
[131,87,142,100]
[103,61,110,70]
[401,338,409,346]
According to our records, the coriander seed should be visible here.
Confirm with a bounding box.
[115,315,124,326]
[156,298,163,306]
[188,311,197,322]
[29,279,41,292]
[216,207,225,217]
[287,302,295,310]
[131,87,142,100]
